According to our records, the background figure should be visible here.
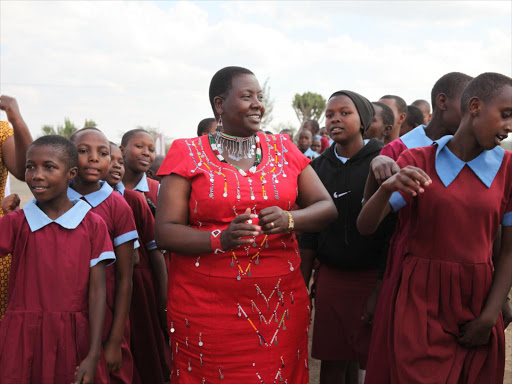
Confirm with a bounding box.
[411,99,432,125]
[311,137,322,154]
[147,154,165,182]
[303,119,330,153]
[155,66,337,383]
[197,117,217,136]
[279,128,294,141]
[378,95,407,144]
[399,105,424,136]
[298,128,319,159]
[364,102,394,142]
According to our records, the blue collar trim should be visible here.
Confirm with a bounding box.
[115,181,126,196]
[23,199,91,232]
[400,125,433,149]
[435,135,504,188]
[67,181,113,207]
[133,173,149,193]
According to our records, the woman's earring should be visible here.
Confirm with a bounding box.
[217,116,223,131]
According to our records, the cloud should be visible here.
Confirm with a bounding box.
[0,0,510,144]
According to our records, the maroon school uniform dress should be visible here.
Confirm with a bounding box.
[366,125,434,379]
[115,185,171,384]
[0,199,115,384]
[157,133,311,383]
[68,182,138,384]
[366,136,511,384]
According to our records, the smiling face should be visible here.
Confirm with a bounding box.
[215,74,265,137]
[25,145,77,202]
[73,130,111,184]
[471,85,512,150]
[325,95,363,145]
[104,144,125,187]
[121,131,156,174]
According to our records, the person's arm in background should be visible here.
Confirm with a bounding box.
[0,96,33,180]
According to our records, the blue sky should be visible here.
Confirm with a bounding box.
[0,1,510,144]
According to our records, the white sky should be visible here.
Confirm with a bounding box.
[0,0,511,144]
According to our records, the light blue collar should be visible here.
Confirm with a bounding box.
[67,181,113,207]
[435,135,505,188]
[23,198,91,232]
[115,181,126,196]
[401,125,433,149]
[133,173,149,193]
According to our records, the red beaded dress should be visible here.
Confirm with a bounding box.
[158,133,311,383]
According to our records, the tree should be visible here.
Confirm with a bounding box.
[83,119,97,128]
[260,78,274,130]
[40,118,78,139]
[292,92,326,124]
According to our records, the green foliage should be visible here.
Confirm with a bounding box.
[260,78,274,130]
[40,118,78,139]
[292,92,326,124]
[83,119,97,128]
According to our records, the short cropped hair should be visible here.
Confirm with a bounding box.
[69,126,103,143]
[197,118,216,137]
[29,135,78,169]
[411,99,431,111]
[121,128,151,147]
[209,66,254,113]
[431,72,473,112]
[302,120,320,134]
[405,105,425,127]
[460,72,512,115]
[380,95,407,115]
[372,102,395,127]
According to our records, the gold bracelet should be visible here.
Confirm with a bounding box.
[285,211,295,233]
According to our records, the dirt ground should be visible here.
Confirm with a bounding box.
[8,177,512,383]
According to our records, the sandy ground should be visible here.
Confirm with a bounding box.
[7,177,511,383]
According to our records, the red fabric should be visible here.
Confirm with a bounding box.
[91,192,137,384]
[312,265,378,364]
[379,138,407,161]
[365,146,512,384]
[0,210,112,383]
[159,133,311,382]
[320,136,330,153]
[145,177,159,206]
[123,189,170,383]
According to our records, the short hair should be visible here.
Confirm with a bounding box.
[29,135,78,169]
[372,102,394,127]
[431,72,473,112]
[69,126,103,143]
[121,128,151,147]
[302,120,320,134]
[405,105,425,127]
[298,128,312,138]
[280,129,293,140]
[380,95,407,115]
[460,72,512,115]
[197,118,216,137]
[209,66,254,114]
[411,99,431,112]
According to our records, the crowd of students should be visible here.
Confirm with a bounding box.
[0,68,511,384]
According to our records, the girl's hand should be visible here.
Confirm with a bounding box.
[1,194,20,214]
[371,155,400,185]
[103,340,122,374]
[458,316,495,348]
[381,166,431,196]
[220,208,261,250]
[258,206,289,234]
[73,354,99,384]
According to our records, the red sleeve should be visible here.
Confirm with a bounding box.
[157,138,192,179]
[282,134,311,173]
[380,139,407,161]
[0,211,21,256]
[88,212,116,267]
[111,194,138,248]
[394,148,421,206]
[124,190,155,248]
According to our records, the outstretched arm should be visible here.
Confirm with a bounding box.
[0,96,33,180]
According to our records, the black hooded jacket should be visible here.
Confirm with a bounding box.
[300,139,391,270]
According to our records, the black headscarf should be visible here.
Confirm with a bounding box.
[329,90,375,132]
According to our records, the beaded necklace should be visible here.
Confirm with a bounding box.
[209,132,262,176]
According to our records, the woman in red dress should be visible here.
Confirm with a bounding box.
[155,66,337,383]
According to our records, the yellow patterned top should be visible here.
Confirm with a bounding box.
[0,121,14,217]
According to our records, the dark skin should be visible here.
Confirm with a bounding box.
[121,132,156,190]
[379,98,406,145]
[1,193,20,214]
[300,95,369,384]
[358,86,512,347]
[155,73,337,257]
[71,130,134,375]
[25,145,107,383]
[1,95,34,180]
